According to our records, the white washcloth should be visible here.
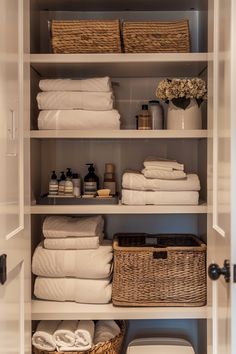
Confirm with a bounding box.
[37,91,113,111]
[122,189,199,205]
[94,320,120,345]
[142,168,186,180]
[32,241,113,279]
[122,173,200,191]
[32,320,59,351]
[75,320,95,350]
[44,236,101,250]
[39,77,112,92]
[53,320,78,348]
[144,157,184,171]
[34,277,112,304]
[38,109,120,130]
[43,215,104,238]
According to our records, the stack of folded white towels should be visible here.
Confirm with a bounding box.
[36,76,121,130]
[122,157,201,205]
[32,319,121,352]
[32,215,113,304]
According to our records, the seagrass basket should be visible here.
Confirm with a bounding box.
[123,19,191,53]
[112,234,206,307]
[33,321,125,354]
[51,20,122,53]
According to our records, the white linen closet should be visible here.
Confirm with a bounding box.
[1,0,236,354]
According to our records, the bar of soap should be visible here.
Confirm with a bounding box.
[97,189,111,197]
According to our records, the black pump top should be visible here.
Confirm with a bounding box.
[51,171,57,179]
[66,168,73,178]
[86,163,95,173]
[60,171,66,181]
[142,104,148,110]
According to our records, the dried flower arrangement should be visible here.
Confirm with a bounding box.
[156,78,207,110]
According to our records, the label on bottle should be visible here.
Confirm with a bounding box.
[103,181,116,195]
[84,182,97,195]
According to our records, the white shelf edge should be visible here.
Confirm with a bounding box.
[31,300,208,320]
[30,203,207,215]
[30,129,208,139]
[30,53,208,64]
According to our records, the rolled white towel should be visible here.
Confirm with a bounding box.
[32,320,59,351]
[39,77,112,92]
[53,320,78,348]
[142,168,186,180]
[94,320,120,345]
[44,235,101,250]
[43,215,104,238]
[36,91,114,111]
[75,320,95,350]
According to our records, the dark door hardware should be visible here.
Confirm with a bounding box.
[0,254,7,285]
[208,260,230,283]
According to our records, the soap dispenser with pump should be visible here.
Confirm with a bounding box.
[64,168,73,196]
[48,171,58,196]
[83,163,99,197]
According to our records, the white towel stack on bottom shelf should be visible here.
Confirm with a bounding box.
[32,320,121,352]
[32,215,113,304]
[36,77,121,130]
[121,157,201,205]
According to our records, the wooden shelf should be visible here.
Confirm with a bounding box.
[30,202,207,215]
[30,53,207,78]
[32,300,208,320]
[30,129,207,139]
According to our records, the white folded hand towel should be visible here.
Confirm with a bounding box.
[32,241,113,279]
[144,157,184,171]
[37,91,113,111]
[94,320,120,345]
[39,77,112,92]
[75,320,95,349]
[38,109,120,130]
[43,235,101,250]
[53,320,78,348]
[142,168,186,180]
[32,320,59,351]
[43,215,104,238]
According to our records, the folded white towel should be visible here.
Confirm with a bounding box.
[44,236,101,250]
[43,215,104,238]
[34,277,112,304]
[122,189,199,205]
[38,109,120,130]
[144,157,184,171]
[94,320,120,345]
[142,168,186,180]
[32,320,59,351]
[39,77,112,92]
[75,320,95,350]
[37,91,114,111]
[53,320,78,348]
[32,241,113,279]
[122,173,200,191]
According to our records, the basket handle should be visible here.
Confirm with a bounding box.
[153,251,167,259]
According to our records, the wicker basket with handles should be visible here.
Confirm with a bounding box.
[112,233,206,307]
[33,321,125,354]
[123,19,191,53]
[51,19,122,54]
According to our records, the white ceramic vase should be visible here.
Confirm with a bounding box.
[167,99,202,130]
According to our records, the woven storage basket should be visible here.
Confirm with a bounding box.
[33,321,125,354]
[51,20,122,53]
[112,234,206,307]
[123,19,191,53]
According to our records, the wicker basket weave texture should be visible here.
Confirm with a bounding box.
[123,19,191,53]
[51,20,122,54]
[112,234,206,307]
[33,321,125,354]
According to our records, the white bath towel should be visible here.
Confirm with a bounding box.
[142,168,186,180]
[34,277,112,304]
[43,215,104,238]
[122,173,200,191]
[122,189,199,205]
[144,157,184,171]
[32,242,113,279]
[37,91,113,111]
[53,320,78,348]
[94,320,120,345]
[32,320,59,351]
[44,236,101,250]
[75,320,95,350]
[38,109,120,130]
[39,77,112,92]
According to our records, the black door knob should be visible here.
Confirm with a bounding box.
[208,260,230,283]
